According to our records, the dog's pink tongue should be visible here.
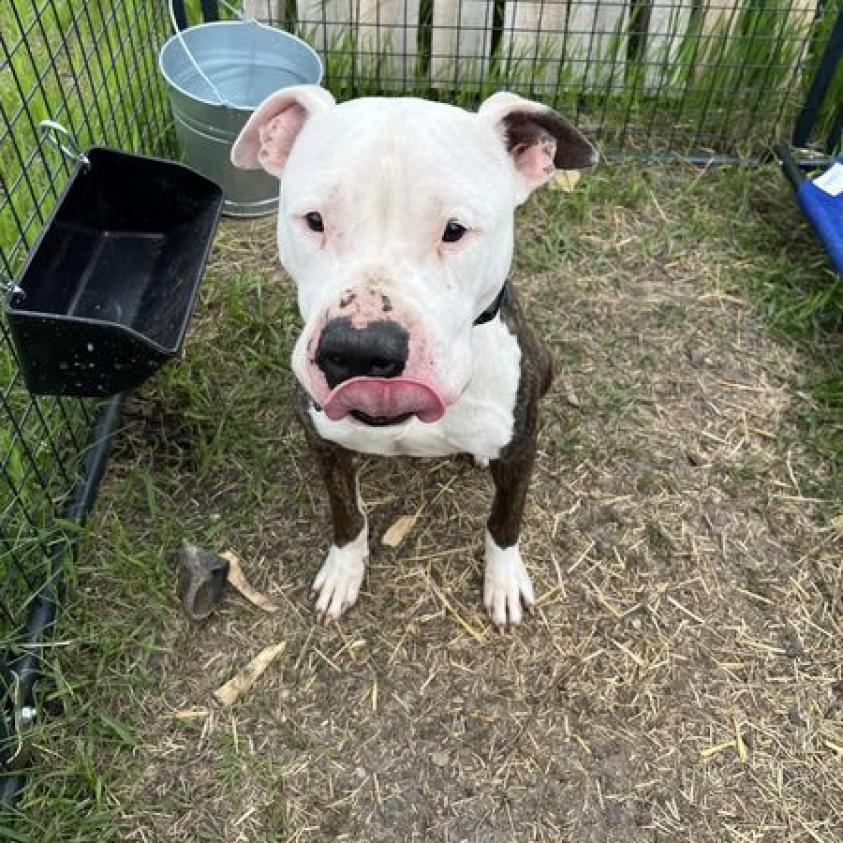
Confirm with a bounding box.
[323,377,445,423]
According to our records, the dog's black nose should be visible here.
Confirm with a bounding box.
[315,317,409,388]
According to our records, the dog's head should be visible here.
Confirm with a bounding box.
[231,87,596,426]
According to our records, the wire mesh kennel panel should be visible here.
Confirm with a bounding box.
[244,0,840,155]
[0,0,175,786]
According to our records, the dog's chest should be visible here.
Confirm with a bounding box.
[310,319,522,460]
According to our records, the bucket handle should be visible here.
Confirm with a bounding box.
[38,120,91,170]
[168,0,267,108]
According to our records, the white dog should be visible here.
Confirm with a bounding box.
[232,87,596,628]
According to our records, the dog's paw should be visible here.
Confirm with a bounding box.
[483,532,535,629]
[312,525,368,623]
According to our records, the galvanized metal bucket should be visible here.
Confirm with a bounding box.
[159,11,322,217]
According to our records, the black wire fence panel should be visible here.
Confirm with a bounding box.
[238,0,841,154]
[0,0,174,763]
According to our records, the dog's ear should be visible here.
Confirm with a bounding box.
[479,92,597,201]
[231,85,335,178]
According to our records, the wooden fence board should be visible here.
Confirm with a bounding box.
[242,0,284,24]
[565,1,629,88]
[296,0,355,56]
[286,0,819,98]
[500,0,567,90]
[431,0,495,88]
[700,0,818,86]
[297,0,420,86]
[643,0,693,90]
[355,0,421,82]
[437,0,631,93]
[700,0,738,35]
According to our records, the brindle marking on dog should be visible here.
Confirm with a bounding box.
[503,110,598,171]
[488,287,553,548]
[296,390,364,547]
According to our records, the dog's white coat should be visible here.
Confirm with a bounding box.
[312,522,369,622]
[230,88,585,626]
[484,530,536,627]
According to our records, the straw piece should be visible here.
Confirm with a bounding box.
[551,170,581,192]
[213,641,287,706]
[169,708,209,720]
[221,550,279,613]
[700,740,735,758]
[382,514,418,548]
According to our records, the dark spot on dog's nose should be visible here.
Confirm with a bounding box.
[381,294,393,313]
[339,291,356,308]
[315,317,409,388]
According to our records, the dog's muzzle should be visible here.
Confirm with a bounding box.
[314,317,445,425]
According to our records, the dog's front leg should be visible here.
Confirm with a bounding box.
[484,426,538,630]
[299,409,368,623]
[310,442,367,622]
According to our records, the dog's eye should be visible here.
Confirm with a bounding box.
[305,212,324,232]
[442,220,466,243]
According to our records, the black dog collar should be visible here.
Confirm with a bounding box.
[473,280,509,326]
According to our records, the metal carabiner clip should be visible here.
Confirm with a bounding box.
[0,274,25,306]
[38,119,91,170]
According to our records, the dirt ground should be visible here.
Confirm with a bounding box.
[19,164,843,842]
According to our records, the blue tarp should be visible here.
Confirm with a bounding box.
[796,155,843,278]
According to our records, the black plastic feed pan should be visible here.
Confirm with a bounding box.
[4,145,223,397]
